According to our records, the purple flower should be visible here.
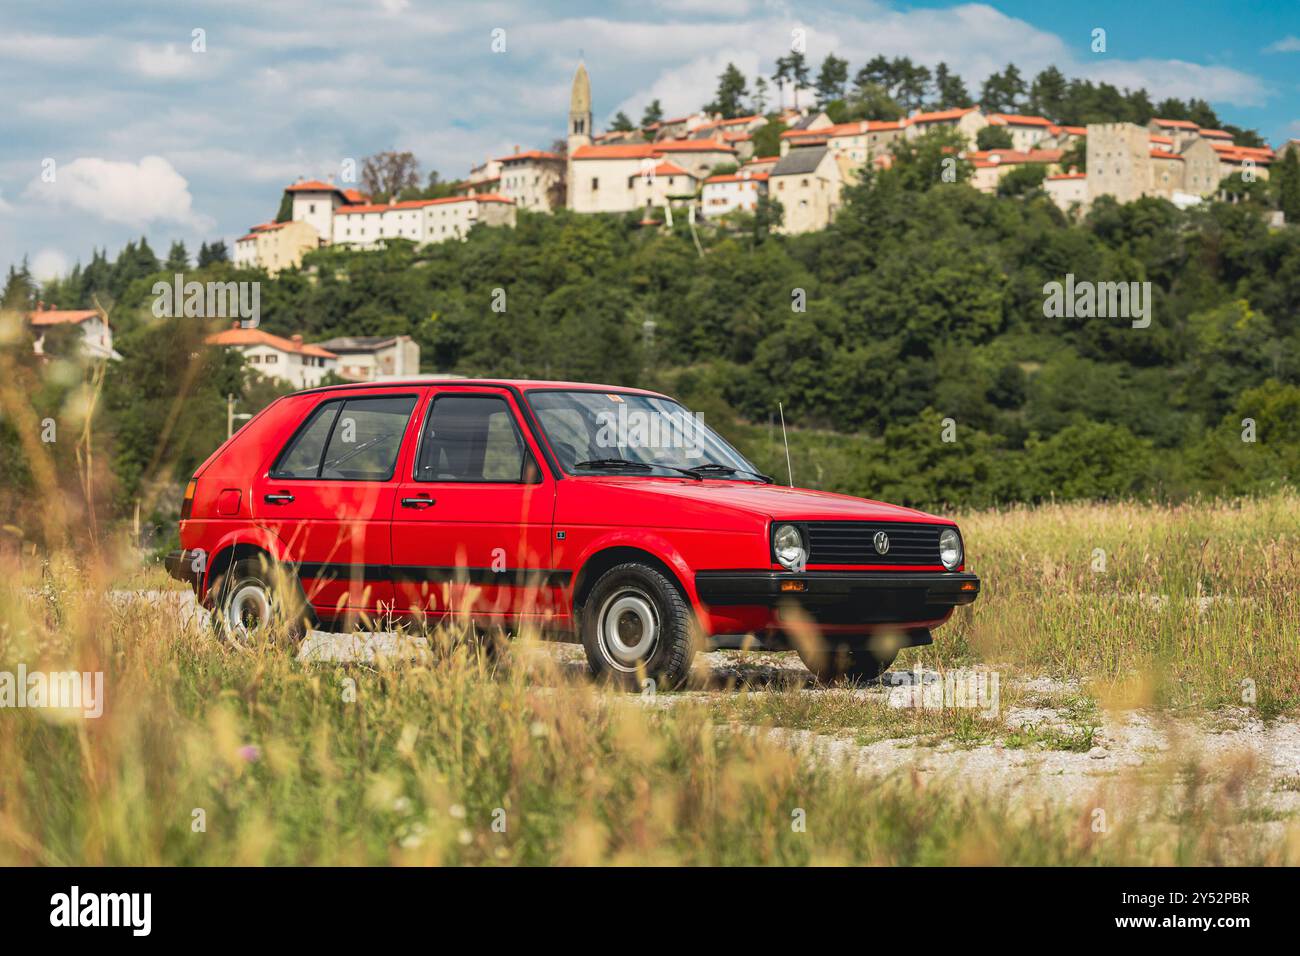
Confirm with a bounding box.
[238,744,262,763]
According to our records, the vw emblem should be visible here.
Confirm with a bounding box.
[873,531,890,555]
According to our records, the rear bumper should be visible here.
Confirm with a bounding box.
[696,569,980,631]
[164,549,201,588]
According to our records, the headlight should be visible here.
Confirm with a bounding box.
[773,523,807,570]
[939,527,963,570]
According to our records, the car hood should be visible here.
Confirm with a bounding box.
[573,477,953,524]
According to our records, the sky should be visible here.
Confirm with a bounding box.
[2,0,1297,283]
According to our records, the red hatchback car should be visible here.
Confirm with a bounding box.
[167,380,978,685]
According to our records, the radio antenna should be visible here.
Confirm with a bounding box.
[778,402,793,487]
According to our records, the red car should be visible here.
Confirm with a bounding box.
[167,379,978,685]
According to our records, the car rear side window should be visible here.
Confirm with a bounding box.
[272,395,417,481]
[416,394,534,482]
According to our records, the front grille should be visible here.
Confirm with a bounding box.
[804,521,943,566]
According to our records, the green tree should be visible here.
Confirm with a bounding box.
[707,62,750,118]
[641,99,664,128]
[1276,149,1300,222]
[164,241,189,273]
[275,191,294,223]
[610,111,635,132]
[1028,66,1068,119]
[932,62,972,109]
[981,63,1026,113]
[814,54,849,106]
[976,125,1014,150]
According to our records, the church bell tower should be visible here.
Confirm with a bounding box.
[568,62,593,155]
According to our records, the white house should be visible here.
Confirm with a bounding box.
[314,335,420,382]
[701,169,768,217]
[284,179,366,241]
[984,114,1055,152]
[206,325,338,389]
[331,195,516,248]
[27,306,120,361]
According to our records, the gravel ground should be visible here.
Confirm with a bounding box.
[113,589,1300,814]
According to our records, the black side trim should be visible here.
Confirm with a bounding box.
[296,563,572,588]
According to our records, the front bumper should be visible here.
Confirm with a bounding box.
[696,570,980,627]
[164,549,201,588]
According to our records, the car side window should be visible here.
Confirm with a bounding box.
[416,394,537,482]
[272,395,417,480]
[320,396,419,480]
[271,400,340,478]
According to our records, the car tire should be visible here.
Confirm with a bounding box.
[211,556,311,646]
[797,639,897,684]
[581,562,694,690]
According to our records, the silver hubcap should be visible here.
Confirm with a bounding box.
[226,582,272,640]
[598,589,659,673]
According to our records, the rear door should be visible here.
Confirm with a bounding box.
[253,388,424,619]
[389,386,559,626]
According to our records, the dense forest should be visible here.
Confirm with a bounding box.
[2,129,1297,546]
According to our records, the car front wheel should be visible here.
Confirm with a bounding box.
[581,562,695,690]
[796,639,897,684]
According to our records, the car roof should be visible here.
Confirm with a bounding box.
[294,378,669,398]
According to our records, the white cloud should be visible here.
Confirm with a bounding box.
[130,42,201,79]
[24,156,211,230]
[0,32,101,63]
[1083,59,1267,108]
[31,248,69,281]
[1265,36,1300,54]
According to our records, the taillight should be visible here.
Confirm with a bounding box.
[180,478,197,520]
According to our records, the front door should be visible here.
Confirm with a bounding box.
[389,387,558,627]
[253,389,423,620]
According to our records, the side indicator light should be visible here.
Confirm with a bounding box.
[780,580,806,593]
[960,582,976,591]
[180,478,197,521]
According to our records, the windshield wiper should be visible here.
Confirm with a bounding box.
[683,463,776,483]
[574,458,702,480]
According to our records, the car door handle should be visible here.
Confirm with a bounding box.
[264,492,295,504]
[402,496,435,508]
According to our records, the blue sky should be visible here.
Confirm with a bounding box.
[3,0,1297,284]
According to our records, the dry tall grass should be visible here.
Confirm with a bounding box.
[1,491,1298,865]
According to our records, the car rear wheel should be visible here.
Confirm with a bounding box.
[581,562,694,690]
[211,556,310,646]
[797,639,897,684]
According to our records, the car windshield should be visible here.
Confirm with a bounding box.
[527,390,765,480]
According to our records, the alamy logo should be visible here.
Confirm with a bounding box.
[595,405,706,457]
[151,274,261,327]
[0,665,103,718]
[50,886,151,936]
[1042,273,1151,329]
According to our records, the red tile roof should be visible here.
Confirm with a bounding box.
[572,140,734,161]
[28,308,100,327]
[206,327,338,359]
[1149,149,1184,161]
[1149,134,1174,146]
[496,149,564,163]
[1151,118,1199,130]
[1197,129,1234,140]
[285,179,344,194]
[908,106,978,125]
[966,148,1063,166]
[649,161,692,177]
[704,172,769,185]
[1047,172,1086,181]
[335,194,515,216]
[986,113,1053,127]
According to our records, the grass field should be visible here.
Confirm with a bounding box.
[0,493,1297,865]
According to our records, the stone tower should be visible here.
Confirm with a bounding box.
[568,62,593,155]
